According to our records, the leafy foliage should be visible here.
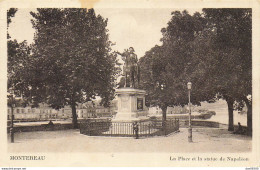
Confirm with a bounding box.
[139,9,252,133]
[26,8,120,127]
[8,40,31,96]
[7,8,18,39]
[139,11,215,128]
[7,8,32,107]
[7,8,17,25]
[202,9,252,132]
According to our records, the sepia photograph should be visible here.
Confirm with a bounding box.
[0,0,259,168]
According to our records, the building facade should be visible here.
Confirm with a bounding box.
[7,101,116,120]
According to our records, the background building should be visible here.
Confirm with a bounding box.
[7,100,117,121]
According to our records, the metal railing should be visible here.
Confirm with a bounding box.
[79,118,179,137]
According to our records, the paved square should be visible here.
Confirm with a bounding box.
[8,128,251,153]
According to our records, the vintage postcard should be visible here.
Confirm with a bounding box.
[0,0,259,168]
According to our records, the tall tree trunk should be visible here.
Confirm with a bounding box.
[162,106,167,135]
[226,98,234,131]
[244,97,252,135]
[71,103,78,129]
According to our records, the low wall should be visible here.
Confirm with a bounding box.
[179,120,220,128]
[7,123,75,133]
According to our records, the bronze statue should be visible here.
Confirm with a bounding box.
[117,47,140,88]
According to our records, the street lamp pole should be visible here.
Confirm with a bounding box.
[187,82,192,143]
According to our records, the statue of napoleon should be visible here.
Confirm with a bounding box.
[117,47,140,88]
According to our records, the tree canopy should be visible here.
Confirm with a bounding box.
[7,8,32,107]
[139,9,252,134]
[11,8,120,128]
[139,11,216,128]
[202,8,252,132]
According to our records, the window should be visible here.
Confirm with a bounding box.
[16,109,20,113]
[28,109,31,113]
[32,109,35,113]
[21,109,24,113]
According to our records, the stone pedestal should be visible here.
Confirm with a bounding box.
[113,87,148,122]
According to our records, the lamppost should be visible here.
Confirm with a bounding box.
[187,82,192,143]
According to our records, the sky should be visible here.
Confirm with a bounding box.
[8,8,201,58]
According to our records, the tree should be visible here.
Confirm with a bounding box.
[7,8,17,39]
[139,45,181,131]
[202,9,252,133]
[29,8,119,128]
[8,40,31,98]
[7,8,32,107]
[139,11,216,131]
[140,9,252,135]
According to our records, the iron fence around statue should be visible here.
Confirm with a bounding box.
[79,118,179,137]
